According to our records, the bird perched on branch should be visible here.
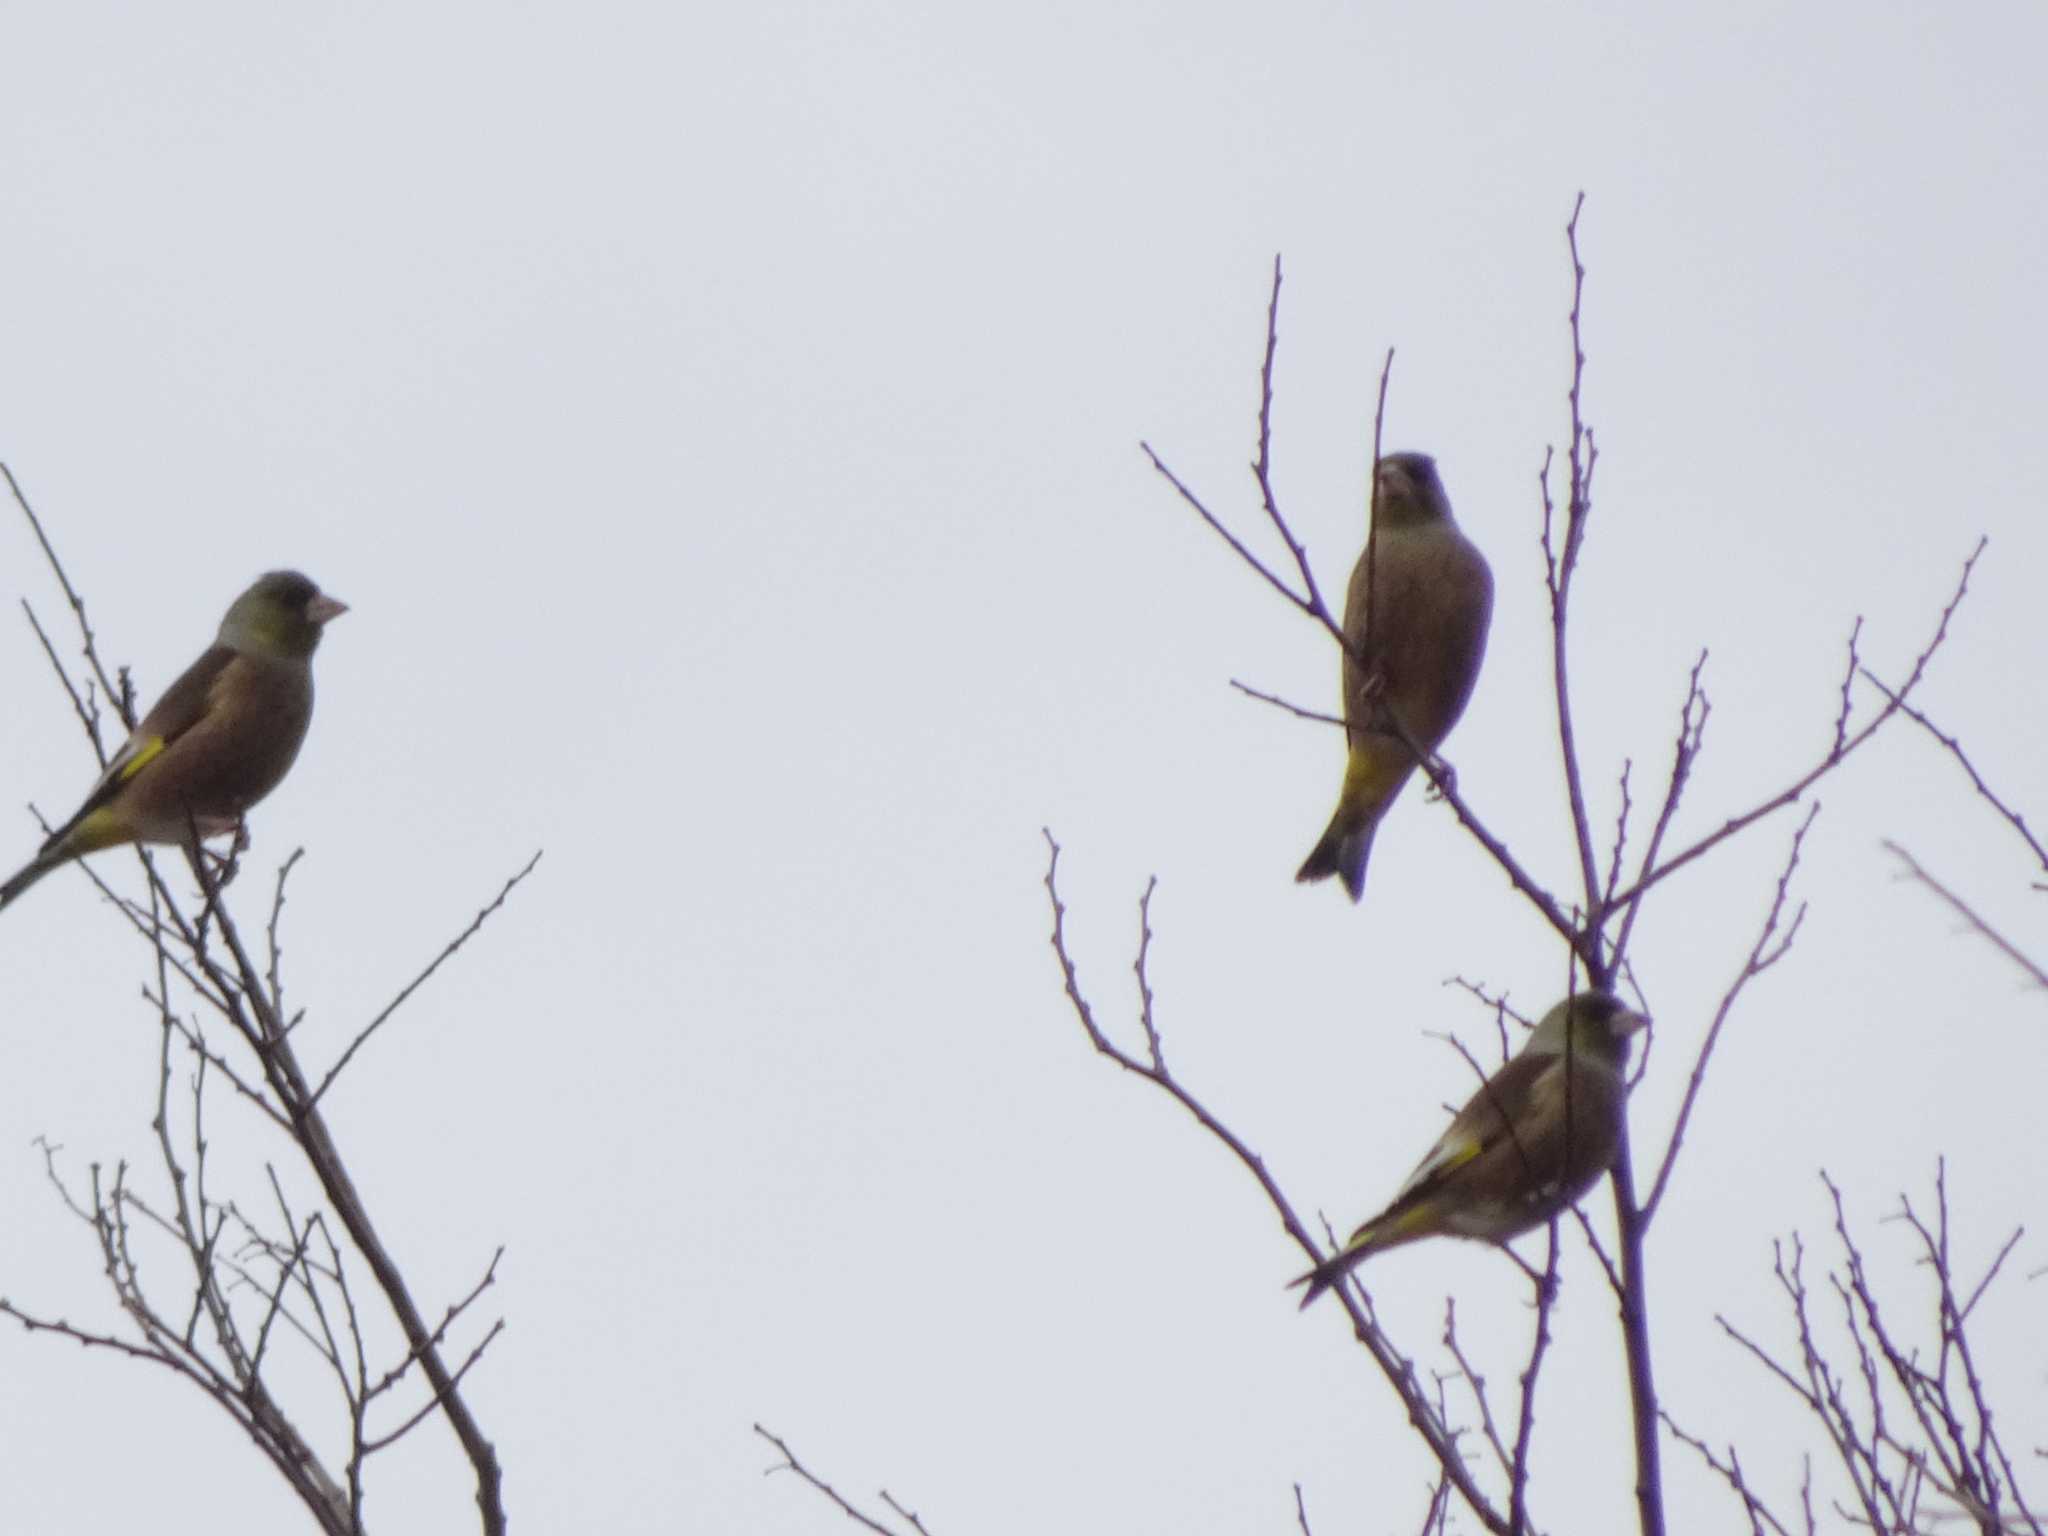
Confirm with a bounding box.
[1296,451,1492,900]
[1293,990,1646,1307]
[1,570,346,911]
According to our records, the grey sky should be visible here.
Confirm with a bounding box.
[2,3,2044,1531]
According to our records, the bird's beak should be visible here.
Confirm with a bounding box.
[1615,1008,1650,1038]
[308,594,349,625]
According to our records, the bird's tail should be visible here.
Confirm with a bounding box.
[1296,741,1414,899]
[0,850,63,912]
[1290,1230,1380,1310]
[1295,813,1378,901]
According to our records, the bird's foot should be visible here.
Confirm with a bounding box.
[200,821,249,889]
[1423,755,1458,802]
[200,847,240,890]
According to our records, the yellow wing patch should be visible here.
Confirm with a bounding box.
[115,735,168,782]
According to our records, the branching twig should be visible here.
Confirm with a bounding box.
[1228,677,1346,729]
[1606,542,1986,921]
[6,489,526,1534]
[1645,805,1816,1219]
[6,461,126,731]
[1882,841,2047,992]
[1860,671,2046,876]
[1042,831,1513,1535]
[1139,259,1348,655]
[1056,203,2007,1536]
[1662,1410,1795,1536]
[314,850,544,1105]
[755,1424,920,1536]
[1540,193,1605,926]
[1719,1168,2042,1536]
[1611,652,1709,965]
[1507,1230,1563,1535]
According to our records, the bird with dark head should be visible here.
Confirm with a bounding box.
[1294,990,1647,1307]
[1297,451,1493,900]
[2,570,346,911]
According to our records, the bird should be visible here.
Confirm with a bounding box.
[1296,451,1493,900]
[2,570,346,911]
[1293,990,1647,1307]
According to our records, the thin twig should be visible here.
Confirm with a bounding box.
[1882,841,2047,991]
[1042,830,1511,1535]
[313,850,544,1105]
[1606,540,1985,919]
[1441,1298,1514,1479]
[1363,346,1395,660]
[1609,1124,1664,1536]
[1662,1411,1794,1536]
[1507,1230,1563,1534]
[1229,677,1346,728]
[1611,652,1709,965]
[7,497,518,1534]
[1860,668,2046,875]
[755,1424,906,1536]
[1645,805,1816,1218]
[5,460,127,719]
[1542,193,1605,929]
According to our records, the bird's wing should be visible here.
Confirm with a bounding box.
[1390,1048,1563,1203]
[60,646,237,825]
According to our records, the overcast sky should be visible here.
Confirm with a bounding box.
[2,3,2044,1532]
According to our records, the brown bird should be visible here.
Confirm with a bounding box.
[2,570,346,910]
[1294,991,1646,1307]
[1297,452,1492,900]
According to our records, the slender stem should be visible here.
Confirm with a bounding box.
[1609,1128,1665,1536]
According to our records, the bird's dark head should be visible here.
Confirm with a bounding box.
[1529,989,1650,1064]
[220,570,348,659]
[1374,452,1453,527]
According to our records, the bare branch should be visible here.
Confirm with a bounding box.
[1507,1230,1563,1535]
[1441,1298,1514,1480]
[1606,1124,1665,1536]
[879,1490,937,1536]
[1362,345,1394,658]
[1606,539,1986,920]
[1042,831,1512,1535]
[5,460,127,727]
[1611,651,1709,965]
[1228,677,1347,729]
[1600,758,1635,909]
[4,502,519,1533]
[1645,804,1816,1219]
[1860,671,2047,876]
[1721,1169,2042,1536]
[755,1424,916,1536]
[1252,257,1341,633]
[1541,192,1605,924]
[1139,258,1352,656]
[1662,1410,1795,1536]
[1142,441,1343,642]
[266,848,305,1020]
[1882,841,2047,992]
[1416,1474,1452,1536]
[1382,709,1593,967]
[314,849,544,1104]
